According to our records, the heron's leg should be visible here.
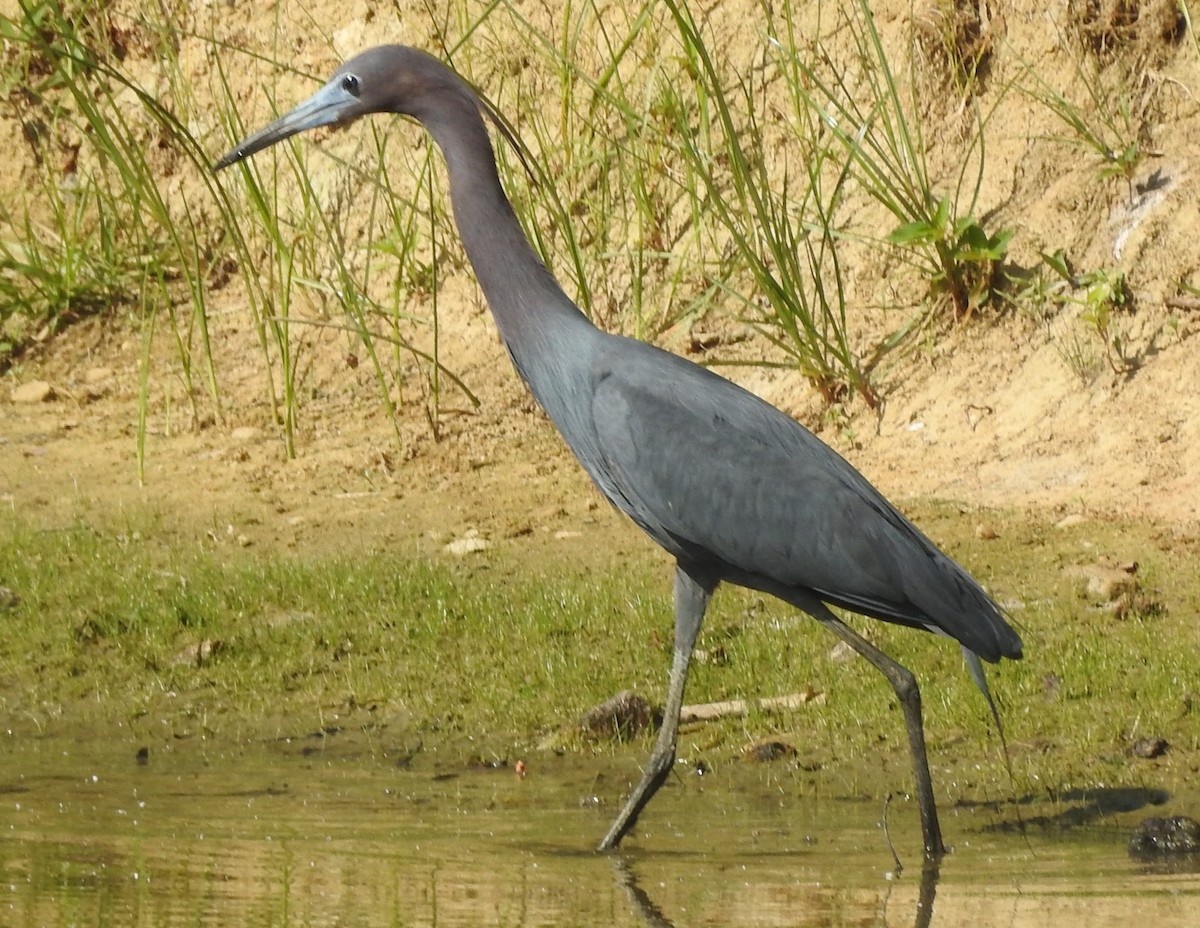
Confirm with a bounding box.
[815,608,946,858]
[599,564,713,850]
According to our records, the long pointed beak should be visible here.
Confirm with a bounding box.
[214,76,361,171]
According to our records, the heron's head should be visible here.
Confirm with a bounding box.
[214,45,455,171]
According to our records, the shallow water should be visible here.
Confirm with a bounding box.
[1,735,1197,927]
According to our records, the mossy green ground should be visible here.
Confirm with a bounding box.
[2,502,1197,811]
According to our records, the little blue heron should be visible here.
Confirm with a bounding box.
[216,45,1022,858]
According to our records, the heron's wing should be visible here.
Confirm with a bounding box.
[585,337,1019,661]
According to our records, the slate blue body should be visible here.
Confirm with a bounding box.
[217,45,1022,858]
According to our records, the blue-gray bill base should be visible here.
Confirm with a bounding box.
[215,45,1023,859]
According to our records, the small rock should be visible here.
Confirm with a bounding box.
[742,739,797,763]
[1129,815,1200,857]
[688,331,723,352]
[553,530,582,540]
[444,536,489,556]
[1088,571,1137,602]
[693,645,729,666]
[1130,736,1169,759]
[83,367,113,385]
[1055,514,1088,529]
[828,640,856,663]
[0,586,19,611]
[172,638,224,667]
[578,690,658,741]
[1064,558,1139,604]
[231,426,262,442]
[12,380,55,403]
[82,382,108,402]
[975,522,999,540]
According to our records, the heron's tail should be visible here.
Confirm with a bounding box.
[964,647,1004,734]
[964,646,1030,847]
[965,646,1020,788]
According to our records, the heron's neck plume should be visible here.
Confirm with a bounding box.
[414,83,587,349]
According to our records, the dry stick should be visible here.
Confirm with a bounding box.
[679,690,823,724]
[1165,296,1200,312]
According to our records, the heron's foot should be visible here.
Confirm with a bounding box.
[597,750,675,851]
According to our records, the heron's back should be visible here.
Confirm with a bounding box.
[562,333,1022,663]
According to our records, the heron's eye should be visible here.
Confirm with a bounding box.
[341,74,361,97]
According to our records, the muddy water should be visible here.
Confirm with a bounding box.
[1,736,1196,927]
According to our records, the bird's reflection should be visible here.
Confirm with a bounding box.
[612,853,941,928]
[885,858,941,928]
[612,855,674,928]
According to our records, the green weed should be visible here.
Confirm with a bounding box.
[468,0,720,344]
[1019,33,1151,197]
[782,0,1013,320]
[0,2,174,371]
[886,198,1014,316]
[1039,250,1136,378]
[0,0,232,477]
[0,0,485,463]
[912,0,997,95]
[663,0,879,406]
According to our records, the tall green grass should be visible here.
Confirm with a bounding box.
[465,0,723,343]
[0,0,481,466]
[5,0,1165,469]
[0,0,234,474]
[210,44,488,453]
[779,0,1013,321]
[1018,41,1148,195]
[664,0,879,406]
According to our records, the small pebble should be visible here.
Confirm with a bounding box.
[975,522,999,540]
[84,367,113,385]
[12,380,55,403]
[444,536,489,556]
[743,740,797,763]
[828,640,855,663]
[1130,736,1169,759]
[578,690,656,741]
